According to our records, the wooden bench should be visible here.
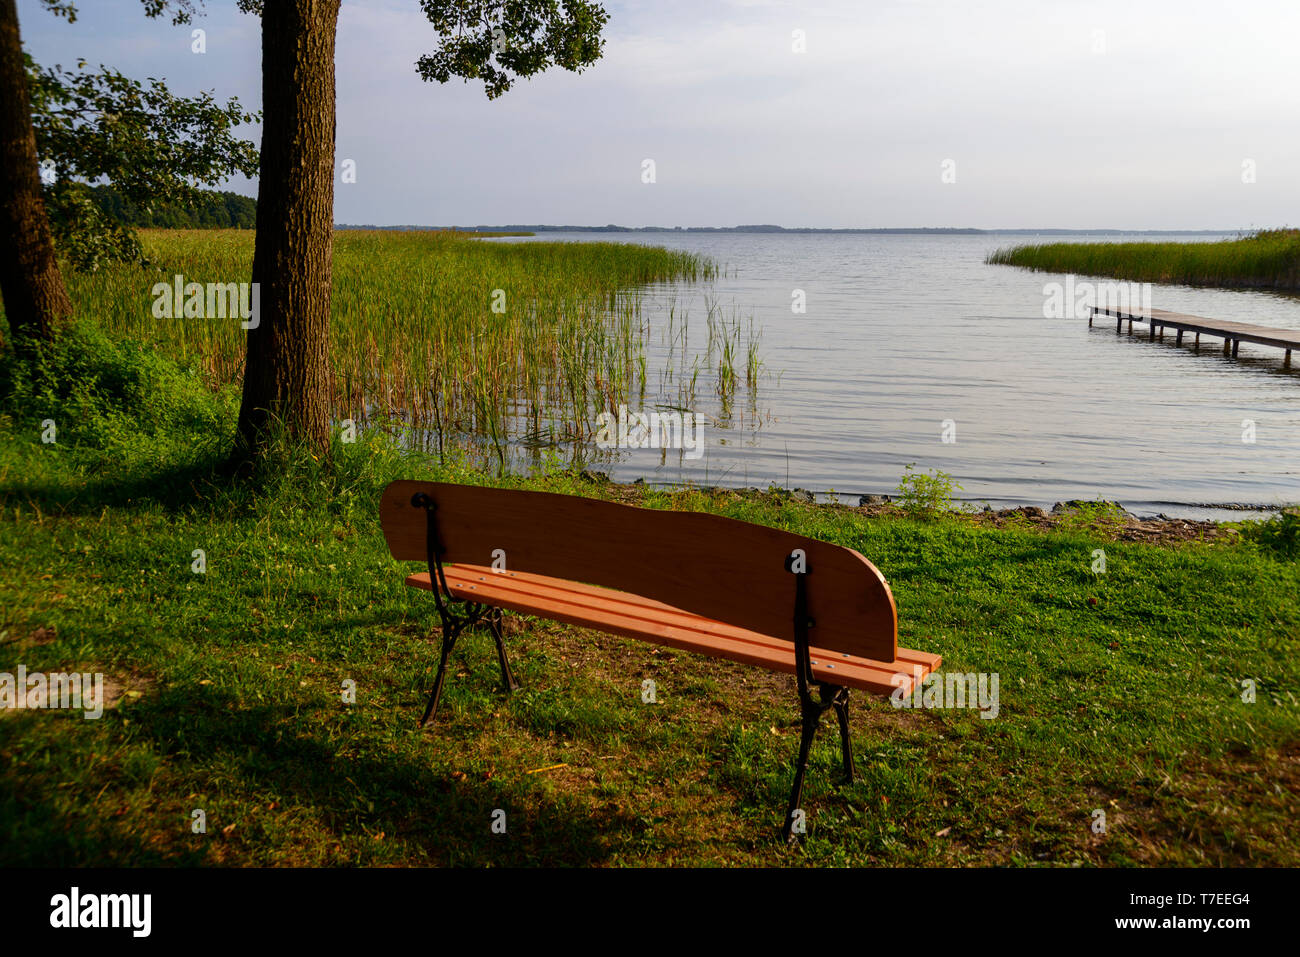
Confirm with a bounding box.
[379,480,941,842]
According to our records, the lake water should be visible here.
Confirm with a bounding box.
[491,232,1300,519]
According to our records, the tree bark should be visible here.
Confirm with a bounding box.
[234,0,340,462]
[0,0,73,350]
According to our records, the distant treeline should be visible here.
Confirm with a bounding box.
[336,223,993,234]
[87,185,257,229]
[336,224,1241,235]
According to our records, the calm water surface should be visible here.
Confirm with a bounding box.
[492,232,1300,519]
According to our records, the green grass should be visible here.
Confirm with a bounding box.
[987,228,1300,291]
[1,328,1297,866]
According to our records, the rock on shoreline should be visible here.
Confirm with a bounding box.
[595,479,1241,545]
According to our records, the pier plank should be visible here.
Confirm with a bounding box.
[1090,306,1300,358]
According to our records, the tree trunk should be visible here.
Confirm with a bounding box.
[0,0,73,350]
[234,0,340,463]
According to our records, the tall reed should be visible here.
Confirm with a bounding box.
[60,229,722,466]
[986,228,1300,290]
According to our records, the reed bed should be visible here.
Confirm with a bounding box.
[986,228,1300,291]
[61,229,725,464]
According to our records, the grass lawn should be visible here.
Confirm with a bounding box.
[1,326,1296,866]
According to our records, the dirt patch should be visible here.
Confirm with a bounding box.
[1116,742,1300,866]
[0,668,154,718]
[0,623,58,650]
[965,505,1237,545]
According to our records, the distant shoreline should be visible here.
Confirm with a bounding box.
[335,224,1246,236]
[576,474,1291,524]
[573,475,1286,543]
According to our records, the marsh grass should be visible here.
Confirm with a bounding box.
[987,228,1300,291]
[53,229,728,467]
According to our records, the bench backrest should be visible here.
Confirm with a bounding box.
[380,481,898,662]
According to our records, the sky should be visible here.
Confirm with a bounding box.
[17,0,1300,230]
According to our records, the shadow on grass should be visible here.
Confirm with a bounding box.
[0,454,246,517]
[111,684,635,866]
[0,793,210,867]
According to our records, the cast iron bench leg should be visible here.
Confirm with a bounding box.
[833,689,855,782]
[420,626,460,727]
[489,607,522,693]
[782,682,854,844]
[783,708,822,845]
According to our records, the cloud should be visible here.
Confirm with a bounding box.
[18,0,1300,227]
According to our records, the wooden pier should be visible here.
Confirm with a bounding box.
[1090,306,1299,368]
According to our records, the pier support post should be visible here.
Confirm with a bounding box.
[1093,311,1291,366]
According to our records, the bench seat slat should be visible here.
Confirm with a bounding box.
[425,565,941,675]
[404,565,940,697]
